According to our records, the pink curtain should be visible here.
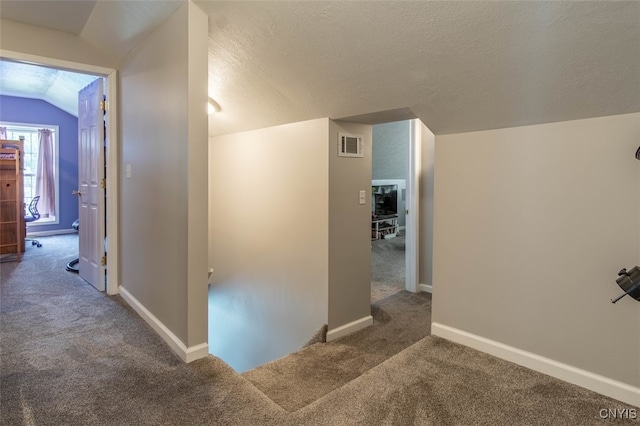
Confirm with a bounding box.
[36,129,55,218]
[0,127,6,139]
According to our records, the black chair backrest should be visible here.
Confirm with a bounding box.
[27,196,41,220]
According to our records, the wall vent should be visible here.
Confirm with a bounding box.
[338,132,364,158]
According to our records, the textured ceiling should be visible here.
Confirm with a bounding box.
[1,1,638,136]
[0,60,98,116]
[200,1,640,136]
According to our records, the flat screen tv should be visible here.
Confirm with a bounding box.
[372,184,398,217]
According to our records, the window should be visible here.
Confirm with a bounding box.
[1,122,59,225]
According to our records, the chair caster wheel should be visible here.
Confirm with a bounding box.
[37,243,42,248]
[32,241,37,245]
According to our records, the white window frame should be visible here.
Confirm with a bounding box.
[1,121,60,226]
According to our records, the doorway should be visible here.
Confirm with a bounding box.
[370,118,434,301]
[371,120,410,302]
[0,53,119,295]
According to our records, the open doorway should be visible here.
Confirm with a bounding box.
[370,118,435,301]
[370,120,410,302]
[0,56,119,294]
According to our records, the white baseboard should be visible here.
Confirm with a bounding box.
[431,323,640,407]
[418,283,432,293]
[119,286,209,363]
[26,228,76,237]
[327,315,373,342]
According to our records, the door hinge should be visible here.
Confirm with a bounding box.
[101,255,107,266]
[100,179,106,189]
[100,100,107,111]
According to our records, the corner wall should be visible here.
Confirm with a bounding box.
[419,123,435,287]
[328,120,372,331]
[432,114,640,398]
[119,2,209,360]
[185,0,210,353]
[208,118,330,372]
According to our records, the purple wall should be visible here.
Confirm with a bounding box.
[0,95,78,233]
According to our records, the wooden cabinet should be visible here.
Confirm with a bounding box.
[0,139,24,260]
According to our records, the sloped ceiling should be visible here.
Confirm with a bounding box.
[0,0,184,60]
[199,1,640,136]
[1,1,638,136]
[0,0,98,34]
[0,60,98,117]
[80,0,184,61]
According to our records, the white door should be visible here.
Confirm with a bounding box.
[77,79,105,291]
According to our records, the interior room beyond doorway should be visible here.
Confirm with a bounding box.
[370,120,410,302]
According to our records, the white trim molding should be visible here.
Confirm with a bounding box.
[26,228,76,237]
[431,323,640,407]
[418,283,432,293]
[120,286,209,363]
[0,49,116,75]
[405,119,421,293]
[104,69,119,296]
[327,316,373,342]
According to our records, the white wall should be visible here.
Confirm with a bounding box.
[328,120,372,330]
[419,123,435,287]
[432,114,640,391]
[119,2,209,355]
[0,18,117,69]
[208,118,330,372]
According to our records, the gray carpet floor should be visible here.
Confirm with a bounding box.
[371,233,405,303]
[0,235,287,425]
[243,291,432,411]
[2,235,637,425]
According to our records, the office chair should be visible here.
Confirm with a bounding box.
[24,195,42,248]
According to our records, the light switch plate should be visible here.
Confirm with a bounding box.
[359,190,366,205]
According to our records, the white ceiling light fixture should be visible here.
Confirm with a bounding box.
[208,97,221,114]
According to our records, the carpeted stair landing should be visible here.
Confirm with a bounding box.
[242,290,432,412]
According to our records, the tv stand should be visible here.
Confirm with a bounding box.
[372,182,399,240]
[371,214,398,240]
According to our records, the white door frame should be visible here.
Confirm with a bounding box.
[1,49,120,295]
[405,119,421,293]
